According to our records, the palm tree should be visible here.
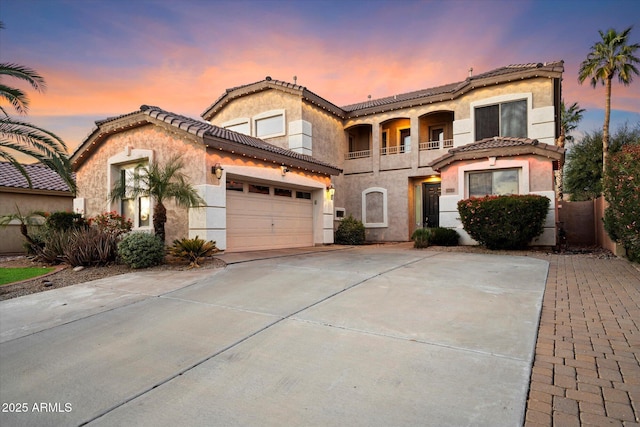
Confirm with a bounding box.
[578,26,640,177]
[0,205,46,248]
[555,101,585,199]
[109,155,205,245]
[559,101,585,148]
[0,22,75,193]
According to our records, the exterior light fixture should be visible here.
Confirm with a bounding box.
[327,183,335,199]
[212,163,224,179]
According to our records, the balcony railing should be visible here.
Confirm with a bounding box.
[345,149,371,160]
[380,146,407,155]
[419,139,453,151]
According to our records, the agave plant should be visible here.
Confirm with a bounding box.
[169,236,218,268]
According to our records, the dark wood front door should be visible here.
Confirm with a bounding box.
[422,183,440,228]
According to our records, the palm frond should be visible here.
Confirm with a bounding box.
[0,84,28,115]
[0,63,46,91]
[0,117,75,193]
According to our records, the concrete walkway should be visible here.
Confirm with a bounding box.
[0,245,549,426]
[524,254,640,426]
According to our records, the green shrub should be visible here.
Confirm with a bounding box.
[118,232,165,269]
[169,236,218,268]
[411,227,459,248]
[45,211,86,231]
[335,215,365,245]
[457,195,550,250]
[63,227,121,267]
[604,145,640,262]
[411,228,432,248]
[428,227,460,246]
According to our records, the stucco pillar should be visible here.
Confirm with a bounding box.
[189,183,227,250]
[323,186,335,244]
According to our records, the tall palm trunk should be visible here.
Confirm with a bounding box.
[154,202,167,245]
[602,76,612,177]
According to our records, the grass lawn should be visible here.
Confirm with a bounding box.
[0,267,55,286]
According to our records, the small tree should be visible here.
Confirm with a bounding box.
[604,145,640,262]
[564,123,640,201]
[109,155,205,245]
[0,205,46,249]
[556,101,585,199]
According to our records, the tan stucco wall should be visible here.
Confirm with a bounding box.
[75,124,207,244]
[452,78,554,120]
[300,102,345,166]
[0,191,73,254]
[209,90,303,151]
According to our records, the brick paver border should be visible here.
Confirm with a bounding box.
[524,254,640,427]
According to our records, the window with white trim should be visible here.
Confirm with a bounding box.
[254,111,285,138]
[468,169,519,197]
[120,163,150,227]
[225,121,250,135]
[475,100,527,140]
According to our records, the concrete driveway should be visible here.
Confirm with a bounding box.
[0,245,548,426]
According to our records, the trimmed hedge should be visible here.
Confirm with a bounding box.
[457,195,550,250]
[335,215,365,245]
[604,145,640,262]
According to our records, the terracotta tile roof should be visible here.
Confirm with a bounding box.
[201,77,345,120]
[201,61,563,121]
[140,105,341,173]
[428,137,564,172]
[0,162,73,192]
[341,82,462,112]
[449,136,543,152]
[340,61,563,115]
[72,106,341,176]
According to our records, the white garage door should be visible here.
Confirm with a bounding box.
[226,182,314,252]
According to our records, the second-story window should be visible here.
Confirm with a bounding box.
[225,121,250,135]
[255,113,284,138]
[475,99,527,140]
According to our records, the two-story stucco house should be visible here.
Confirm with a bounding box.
[71,61,564,252]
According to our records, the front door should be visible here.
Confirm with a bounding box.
[422,182,440,228]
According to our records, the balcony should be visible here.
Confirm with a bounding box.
[419,139,453,151]
[345,149,371,160]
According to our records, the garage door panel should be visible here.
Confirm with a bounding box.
[227,189,313,252]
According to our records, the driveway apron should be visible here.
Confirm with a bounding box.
[0,246,548,426]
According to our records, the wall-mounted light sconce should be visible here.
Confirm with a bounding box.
[212,163,224,179]
[281,165,290,176]
[327,183,335,199]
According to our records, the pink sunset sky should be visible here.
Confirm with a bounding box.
[2,0,639,155]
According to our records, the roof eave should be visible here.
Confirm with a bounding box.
[203,135,342,176]
[0,186,73,197]
[71,112,151,170]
